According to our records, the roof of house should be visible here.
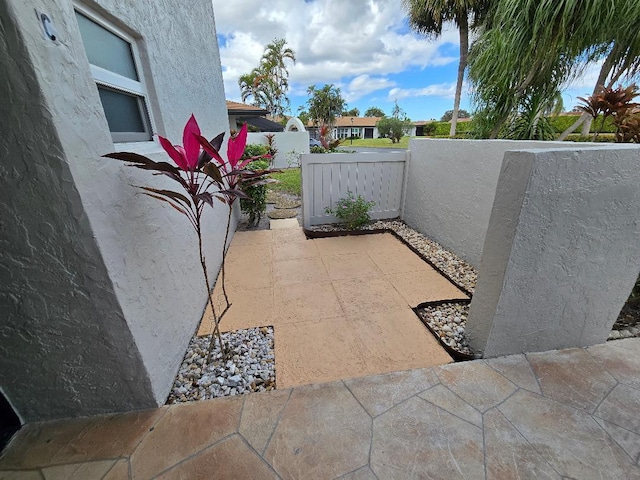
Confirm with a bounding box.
[226,100,269,116]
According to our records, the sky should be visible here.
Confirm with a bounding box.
[212,0,599,122]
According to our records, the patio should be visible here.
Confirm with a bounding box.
[1,337,639,478]
[197,223,468,388]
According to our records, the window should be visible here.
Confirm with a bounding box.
[75,8,152,142]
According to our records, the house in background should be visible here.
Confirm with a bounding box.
[1,0,232,424]
[227,100,284,132]
[308,116,439,140]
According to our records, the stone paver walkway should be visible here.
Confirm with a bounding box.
[197,228,468,388]
[2,337,639,479]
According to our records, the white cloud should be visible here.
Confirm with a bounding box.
[212,0,460,102]
[388,83,458,100]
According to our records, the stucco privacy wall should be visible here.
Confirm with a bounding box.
[404,139,596,267]
[246,131,310,168]
[466,146,640,357]
[1,0,231,420]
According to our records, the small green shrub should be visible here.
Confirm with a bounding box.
[310,145,327,154]
[239,146,270,225]
[325,191,375,229]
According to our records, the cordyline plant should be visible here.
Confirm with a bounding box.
[577,84,640,141]
[104,116,272,364]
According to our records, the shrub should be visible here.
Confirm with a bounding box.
[376,117,412,143]
[310,145,327,153]
[325,191,375,229]
[239,144,271,225]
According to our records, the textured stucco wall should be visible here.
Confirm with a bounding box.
[466,146,640,357]
[404,139,594,267]
[246,132,310,168]
[1,0,232,420]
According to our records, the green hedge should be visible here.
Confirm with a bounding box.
[547,115,616,133]
[432,121,474,136]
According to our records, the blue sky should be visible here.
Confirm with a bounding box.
[212,0,598,122]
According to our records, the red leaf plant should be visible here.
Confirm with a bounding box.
[104,115,273,365]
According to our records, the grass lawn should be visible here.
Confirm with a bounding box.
[347,137,411,149]
[269,168,301,196]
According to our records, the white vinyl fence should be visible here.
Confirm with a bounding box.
[301,152,408,228]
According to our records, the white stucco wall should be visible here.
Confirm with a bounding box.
[404,139,599,267]
[467,146,640,357]
[246,131,310,168]
[1,0,232,420]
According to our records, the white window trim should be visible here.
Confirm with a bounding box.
[74,2,156,144]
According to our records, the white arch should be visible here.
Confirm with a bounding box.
[285,117,306,132]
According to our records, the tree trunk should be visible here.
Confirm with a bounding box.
[560,47,617,140]
[450,13,469,138]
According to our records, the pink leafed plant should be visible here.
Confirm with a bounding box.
[104,115,273,364]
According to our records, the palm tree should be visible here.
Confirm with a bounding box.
[237,38,296,118]
[403,0,488,137]
[468,0,640,139]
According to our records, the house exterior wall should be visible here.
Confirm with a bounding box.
[404,139,595,267]
[467,146,640,357]
[1,0,231,421]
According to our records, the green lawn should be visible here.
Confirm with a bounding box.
[269,168,301,197]
[347,137,411,149]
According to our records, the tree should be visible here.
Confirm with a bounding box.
[343,107,360,117]
[376,117,413,143]
[306,84,346,127]
[238,38,296,118]
[440,109,470,122]
[296,108,310,125]
[404,0,488,137]
[468,0,640,139]
[364,106,386,117]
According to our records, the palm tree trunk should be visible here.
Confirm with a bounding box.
[449,12,469,138]
[559,48,616,140]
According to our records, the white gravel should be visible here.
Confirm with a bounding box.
[416,303,475,357]
[167,327,275,404]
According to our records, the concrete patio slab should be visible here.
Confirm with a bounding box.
[3,339,640,479]
[196,228,460,388]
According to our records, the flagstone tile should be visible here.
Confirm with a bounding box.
[588,339,640,390]
[223,260,272,290]
[483,408,561,480]
[485,354,542,394]
[0,471,43,480]
[357,233,405,252]
[595,383,640,435]
[41,460,116,480]
[264,382,371,480]
[239,389,291,454]
[102,460,129,480]
[344,368,439,417]
[385,269,468,307]
[157,435,276,480]
[130,397,241,479]
[336,465,378,480]
[0,408,164,469]
[320,252,381,281]
[270,227,306,242]
[527,348,617,412]
[418,384,483,427]
[435,360,517,412]
[371,396,484,479]
[594,417,640,465]
[498,390,640,479]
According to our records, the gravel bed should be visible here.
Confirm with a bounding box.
[309,219,478,294]
[416,303,474,357]
[166,327,275,404]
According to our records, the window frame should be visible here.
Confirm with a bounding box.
[74,3,154,143]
